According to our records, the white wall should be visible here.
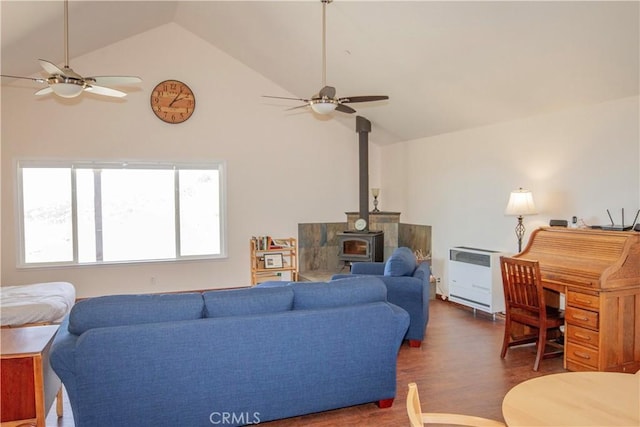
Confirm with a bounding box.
[1,24,367,297]
[380,96,640,295]
[3,23,636,300]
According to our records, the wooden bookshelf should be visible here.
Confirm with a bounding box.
[250,237,298,286]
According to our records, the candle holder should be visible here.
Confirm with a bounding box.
[371,188,380,213]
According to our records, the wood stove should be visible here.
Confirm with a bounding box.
[338,230,384,264]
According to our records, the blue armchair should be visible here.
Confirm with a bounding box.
[332,247,431,347]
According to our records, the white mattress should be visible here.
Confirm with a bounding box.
[0,282,76,326]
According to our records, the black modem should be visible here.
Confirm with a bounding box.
[600,208,639,231]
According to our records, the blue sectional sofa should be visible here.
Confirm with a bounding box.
[332,247,431,347]
[50,278,409,427]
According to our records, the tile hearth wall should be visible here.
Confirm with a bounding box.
[298,223,345,272]
[298,217,431,274]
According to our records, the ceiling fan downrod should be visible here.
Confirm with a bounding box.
[321,0,332,90]
[63,0,70,69]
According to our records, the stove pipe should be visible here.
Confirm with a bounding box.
[356,116,371,230]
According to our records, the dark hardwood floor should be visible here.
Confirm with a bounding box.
[46,299,565,426]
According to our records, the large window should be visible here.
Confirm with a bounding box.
[17,161,226,266]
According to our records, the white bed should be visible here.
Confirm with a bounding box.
[0,282,76,327]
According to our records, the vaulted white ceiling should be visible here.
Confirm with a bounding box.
[2,1,638,145]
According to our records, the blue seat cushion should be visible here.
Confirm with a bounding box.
[203,286,294,317]
[384,247,417,277]
[68,293,204,335]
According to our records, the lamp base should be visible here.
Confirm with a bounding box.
[514,215,525,252]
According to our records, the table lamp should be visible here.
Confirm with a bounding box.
[371,188,380,212]
[505,188,537,252]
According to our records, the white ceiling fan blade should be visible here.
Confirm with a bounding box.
[85,85,126,98]
[34,86,54,96]
[39,59,66,76]
[88,76,142,86]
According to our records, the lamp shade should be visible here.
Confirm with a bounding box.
[505,188,537,216]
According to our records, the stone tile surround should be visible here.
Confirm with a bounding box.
[298,212,431,278]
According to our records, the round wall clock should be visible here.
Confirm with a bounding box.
[150,80,195,124]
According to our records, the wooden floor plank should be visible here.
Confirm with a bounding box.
[46,299,565,426]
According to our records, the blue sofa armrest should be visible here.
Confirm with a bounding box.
[50,317,80,419]
[377,268,430,345]
[331,262,431,346]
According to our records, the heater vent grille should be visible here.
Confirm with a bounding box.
[449,249,491,267]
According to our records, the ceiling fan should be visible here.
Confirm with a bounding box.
[263,0,388,115]
[0,0,141,99]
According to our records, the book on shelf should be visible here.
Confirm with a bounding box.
[251,236,293,250]
[251,236,269,251]
[269,238,292,249]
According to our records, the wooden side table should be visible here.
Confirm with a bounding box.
[1,325,62,427]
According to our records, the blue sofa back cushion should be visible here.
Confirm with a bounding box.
[68,293,204,335]
[291,277,387,310]
[203,286,294,318]
[384,247,417,277]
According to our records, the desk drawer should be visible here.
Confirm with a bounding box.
[566,324,599,349]
[566,341,599,369]
[566,306,599,330]
[566,291,599,311]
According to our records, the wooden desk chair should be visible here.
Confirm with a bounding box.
[499,256,564,371]
[407,383,505,427]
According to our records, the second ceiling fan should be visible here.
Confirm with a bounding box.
[1,0,141,99]
[263,0,388,115]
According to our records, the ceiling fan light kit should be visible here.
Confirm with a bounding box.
[263,0,388,116]
[1,0,141,100]
[311,99,338,114]
[50,81,85,98]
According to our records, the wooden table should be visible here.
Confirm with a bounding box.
[1,325,62,427]
[502,371,640,426]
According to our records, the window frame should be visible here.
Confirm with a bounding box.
[15,159,227,268]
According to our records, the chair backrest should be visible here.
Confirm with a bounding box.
[406,383,506,427]
[500,256,547,320]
